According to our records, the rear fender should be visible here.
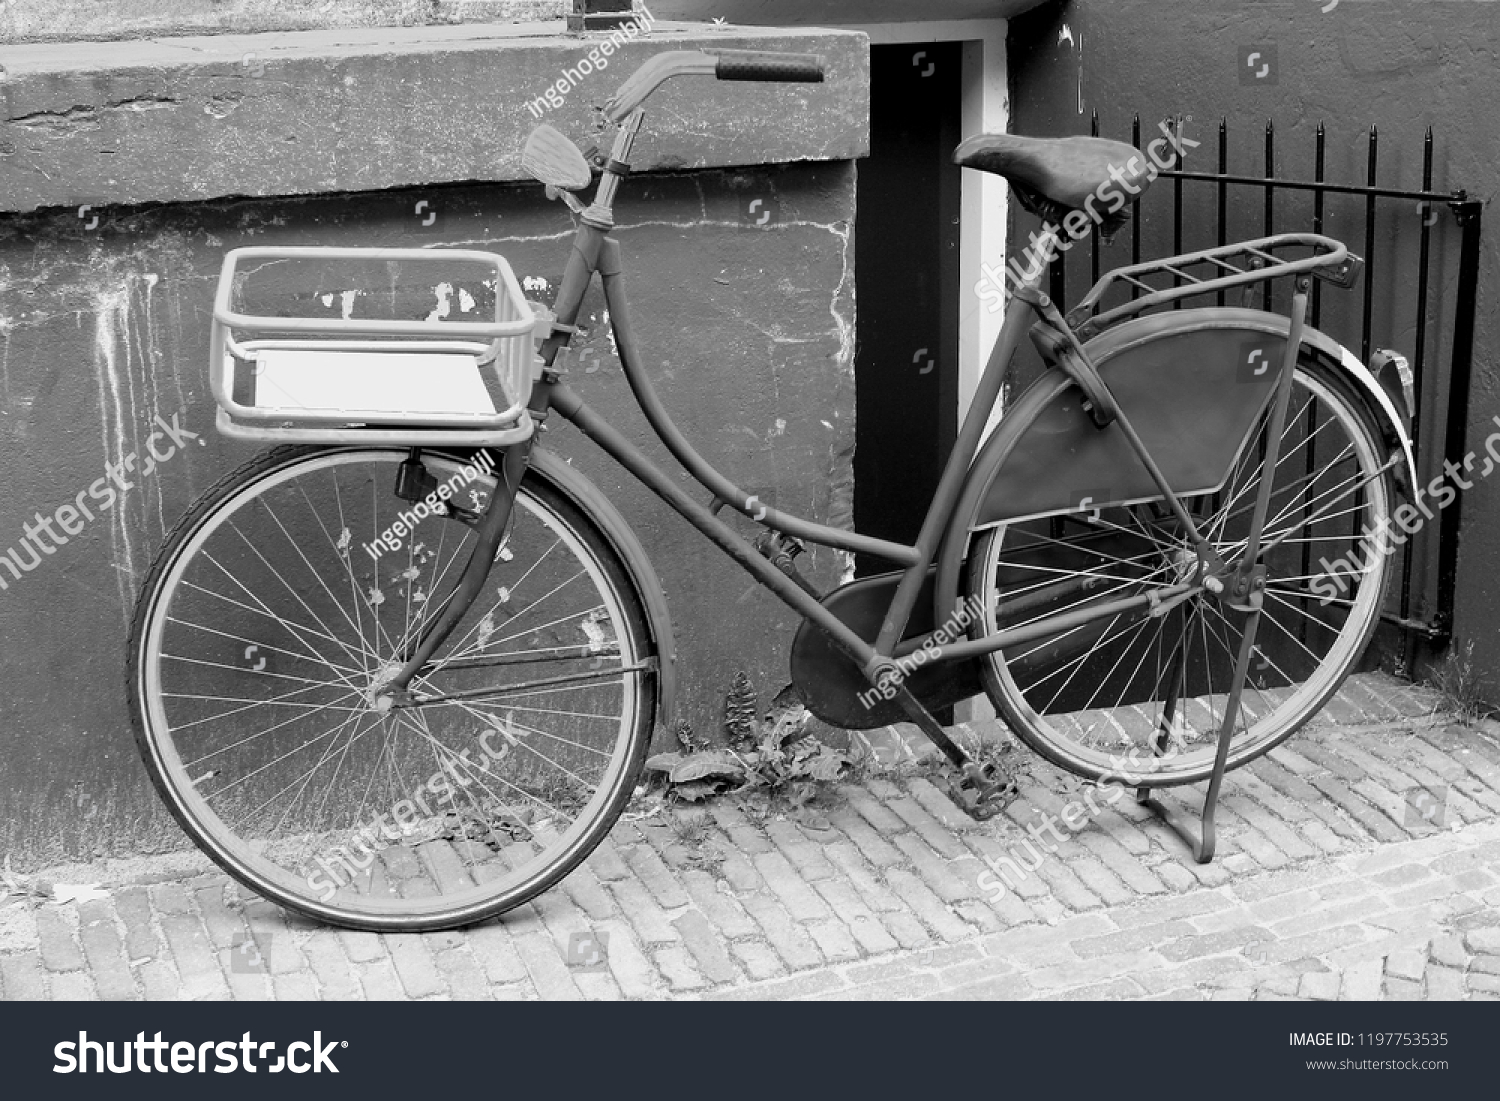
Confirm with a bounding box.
[932,307,1417,624]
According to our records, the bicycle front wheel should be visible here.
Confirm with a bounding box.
[966,359,1395,787]
[129,445,655,931]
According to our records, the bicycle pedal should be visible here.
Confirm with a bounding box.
[945,762,1019,822]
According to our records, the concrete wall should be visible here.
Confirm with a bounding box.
[1007,0,1499,694]
[0,21,868,867]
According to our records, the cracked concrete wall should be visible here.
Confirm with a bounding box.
[1010,0,1500,693]
[0,23,864,867]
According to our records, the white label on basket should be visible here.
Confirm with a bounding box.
[251,349,497,416]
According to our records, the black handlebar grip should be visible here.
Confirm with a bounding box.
[713,50,826,83]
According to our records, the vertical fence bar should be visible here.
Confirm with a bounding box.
[1130,114,1141,299]
[1172,117,1184,308]
[1435,199,1484,645]
[1400,128,1437,643]
[1090,109,1101,289]
[1311,122,1326,327]
[1361,125,1379,363]
[1263,119,1275,312]
[1216,118,1228,307]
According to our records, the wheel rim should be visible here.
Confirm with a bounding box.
[976,369,1390,785]
[137,449,645,924]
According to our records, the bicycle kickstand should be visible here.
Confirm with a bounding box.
[1138,282,1310,863]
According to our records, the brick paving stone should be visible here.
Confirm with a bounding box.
[804,919,861,964]
[706,801,775,854]
[622,842,692,910]
[1251,758,1369,840]
[594,918,661,999]
[1339,957,1384,1000]
[1383,975,1424,1000]
[432,945,494,1000]
[879,909,936,951]
[1306,774,1406,843]
[681,870,758,939]
[708,969,848,1001]
[1270,895,1390,939]
[1067,853,1136,907]
[1026,950,1164,992]
[608,879,682,946]
[833,970,946,1001]
[137,959,181,1001]
[159,914,230,999]
[716,852,765,894]
[740,893,824,970]
[384,935,447,999]
[1248,887,1324,924]
[0,952,47,1000]
[1020,848,1106,912]
[1467,927,1500,953]
[76,910,139,1000]
[814,879,901,955]
[338,930,386,964]
[939,973,1034,1000]
[1061,977,1151,999]
[585,835,635,881]
[559,863,617,922]
[827,808,906,867]
[1425,965,1467,1001]
[1298,970,1342,1000]
[1073,921,1197,959]
[951,899,1006,934]
[148,882,195,915]
[753,851,833,922]
[884,869,973,943]
[1072,828,1170,895]
[1133,954,1251,995]
[513,931,583,1000]
[1383,946,1429,983]
[653,946,707,991]
[1467,973,1500,994]
[269,972,319,1000]
[1161,926,1271,963]
[841,784,912,836]
[764,820,838,881]
[355,957,406,1000]
[891,834,980,903]
[34,907,86,972]
[1258,925,1370,967]
[302,935,363,1000]
[966,834,1058,903]
[112,886,161,961]
[907,776,983,833]
[194,883,248,950]
[48,972,96,1000]
[1153,861,1202,893]
[822,842,904,911]
[730,940,787,982]
[1112,888,1234,929]
[673,909,740,983]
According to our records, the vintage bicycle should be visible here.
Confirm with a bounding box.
[127,49,1416,931]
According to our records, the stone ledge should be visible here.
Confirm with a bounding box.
[0,20,868,214]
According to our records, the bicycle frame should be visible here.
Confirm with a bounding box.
[387,105,1313,786]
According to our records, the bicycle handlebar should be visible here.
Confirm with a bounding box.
[713,49,825,84]
[604,49,826,122]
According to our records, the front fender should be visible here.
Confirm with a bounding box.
[527,447,677,734]
[932,307,1417,623]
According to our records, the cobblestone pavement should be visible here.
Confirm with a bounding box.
[4,673,1499,1002]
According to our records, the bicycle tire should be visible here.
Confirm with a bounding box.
[966,355,1395,787]
[128,444,655,931]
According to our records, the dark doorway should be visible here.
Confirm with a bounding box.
[853,41,964,576]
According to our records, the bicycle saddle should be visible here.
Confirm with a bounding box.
[953,134,1153,236]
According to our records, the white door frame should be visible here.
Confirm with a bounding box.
[844,19,1009,425]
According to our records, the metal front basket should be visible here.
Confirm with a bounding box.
[210,246,541,446]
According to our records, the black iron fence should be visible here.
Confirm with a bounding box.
[1046,114,1483,665]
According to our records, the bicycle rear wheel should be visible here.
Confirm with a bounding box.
[966,359,1394,787]
[129,445,654,931]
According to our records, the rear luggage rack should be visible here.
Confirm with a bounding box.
[1066,233,1360,339]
